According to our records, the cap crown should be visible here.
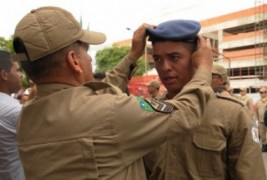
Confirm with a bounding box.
[148,80,160,88]
[13,6,106,61]
[147,19,200,42]
[212,65,227,80]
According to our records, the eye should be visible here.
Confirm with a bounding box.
[169,54,180,62]
[153,56,161,63]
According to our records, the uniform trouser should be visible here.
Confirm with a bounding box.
[259,122,267,144]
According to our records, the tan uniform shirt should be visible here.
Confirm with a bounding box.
[17,67,212,179]
[256,97,267,123]
[145,94,266,180]
[240,95,254,116]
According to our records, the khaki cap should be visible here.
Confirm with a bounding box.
[148,80,161,88]
[212,64,227,81]
[13,6,106,62]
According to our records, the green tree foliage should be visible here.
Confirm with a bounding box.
[0,36,14,53]
[95,46,146,76]
[20,74,31,89]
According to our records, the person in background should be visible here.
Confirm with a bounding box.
[12,6,213,179]
[211,64,230,95]
[147,79,161,99]
[240,87,254,115]
[211,65,243,100]
[144,19,266,180]
[19,92,29,104]
[255,86,267,152]
[225,80,234,95]
[0,50,24,179]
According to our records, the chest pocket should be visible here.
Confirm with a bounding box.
[19,137,98,180]
[193,135,226,151]
[191,135,226,177]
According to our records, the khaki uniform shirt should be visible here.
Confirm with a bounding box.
[145,94,266,180]
[256,97,267,123]
[240,95,254,116]
[17,66,212,179]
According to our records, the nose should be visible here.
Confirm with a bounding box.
[161,59,172,71]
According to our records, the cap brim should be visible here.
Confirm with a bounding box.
[79,30,106,45]
[12,30,107,62]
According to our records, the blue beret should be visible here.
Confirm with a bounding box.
[147,19,200,42]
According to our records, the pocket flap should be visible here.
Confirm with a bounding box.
[193,135,226,151]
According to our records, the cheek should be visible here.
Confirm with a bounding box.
[86,63,94,81]
[82,54,92,70]
[173,63,192,76]
[8,72,18,82]
[211,79,220,86]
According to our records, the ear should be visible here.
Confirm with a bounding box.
[66,51,83,74]
[0,69,8,81]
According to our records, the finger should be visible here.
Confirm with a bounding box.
[205,38,211,48]
[197,35,205,46]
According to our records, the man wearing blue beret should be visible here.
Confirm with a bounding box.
[144,19,266,179]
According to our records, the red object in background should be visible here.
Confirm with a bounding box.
[128,75,166,98]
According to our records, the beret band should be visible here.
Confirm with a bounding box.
[147,19,200,42]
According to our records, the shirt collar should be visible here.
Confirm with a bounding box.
[36,83,74,98]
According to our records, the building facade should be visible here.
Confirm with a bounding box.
[200,2,267,94]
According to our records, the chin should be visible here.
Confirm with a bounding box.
[166,86,182,94]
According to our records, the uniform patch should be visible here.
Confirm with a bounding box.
[145,99,174,113]
[251,120,260,143]
[136,97,155,112]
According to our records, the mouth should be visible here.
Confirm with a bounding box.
[163,76,177,84]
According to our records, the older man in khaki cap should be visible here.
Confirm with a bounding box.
[147,79,161,99]
[240,87,254,115]
[211,64,238,98]
[211,64,227,87]
[12,6,214,180]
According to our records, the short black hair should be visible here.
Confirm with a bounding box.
[93,72,106,80]
[151,39,197,53]
[17,41,81,79]
[0,50,12,72]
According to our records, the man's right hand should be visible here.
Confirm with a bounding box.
[127,23,155,63]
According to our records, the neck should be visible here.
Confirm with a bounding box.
[34,76,81,87]
[0,86,11,96]
[166,91,179,99]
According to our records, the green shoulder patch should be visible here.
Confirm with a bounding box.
[136,97,155,112]
[145,99,174,113]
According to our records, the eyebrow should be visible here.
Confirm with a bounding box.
[153,52,182,57]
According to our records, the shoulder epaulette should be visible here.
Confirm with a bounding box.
[83,82,121,95]
[215,93,245,106]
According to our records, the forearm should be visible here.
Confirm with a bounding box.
[103,55,137,92]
